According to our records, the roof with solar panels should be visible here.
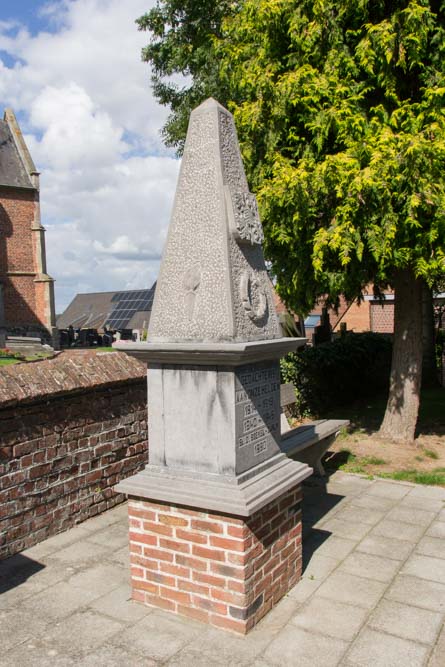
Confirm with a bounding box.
[56,284,156,332]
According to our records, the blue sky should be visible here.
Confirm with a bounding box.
[1,1,47,30]
[0,0,179,312]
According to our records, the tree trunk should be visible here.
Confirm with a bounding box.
[379,268,423,444]
[422,281,438,387]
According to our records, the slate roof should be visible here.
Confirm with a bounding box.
[56,286,156,331]
[0,117,34,189]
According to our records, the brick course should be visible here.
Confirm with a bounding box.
[128,486,303,634]
[0,351,147,559]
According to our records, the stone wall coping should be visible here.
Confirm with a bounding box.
[113,337,307,366]
[0,350,145,408]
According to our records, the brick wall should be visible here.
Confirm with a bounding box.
[128,485,303,634]
[0,189,47,330]
[0,189,36,273]
[0,351,148,559]
[334,299,371,332]
[370,302,395,333]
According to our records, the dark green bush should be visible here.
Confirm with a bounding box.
[280,332,393,418]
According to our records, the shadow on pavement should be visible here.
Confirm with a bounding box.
[0,552,45,593]
[301,476,344,571]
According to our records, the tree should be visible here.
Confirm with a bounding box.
[136,0,237,151]
[138,0,445,443]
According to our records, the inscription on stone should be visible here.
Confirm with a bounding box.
[235,363,281,465]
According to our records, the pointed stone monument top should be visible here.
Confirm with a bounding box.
[149,98,280,344]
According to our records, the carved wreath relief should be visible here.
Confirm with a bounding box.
[240,270,267,324]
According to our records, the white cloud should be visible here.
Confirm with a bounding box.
[0,0,181,310]
[29,83,129,168]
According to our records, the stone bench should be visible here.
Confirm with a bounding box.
[280,383,349,475]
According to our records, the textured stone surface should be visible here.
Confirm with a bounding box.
[429,625,445,667]
[1,473,445,665]
[145,361,282,478]
[291,596,369,641]
[345,628,430,667]
[114,103,309,525]
[314,570,387,609]
[368,599,443,644]
[149,98,280,344]
[401,554,445,584]
[339,551,401,583]
[385,574,445,612]
[355,534,414,561]
[264,626,348,666]
[370,518,426,542]
[116,101,310,527]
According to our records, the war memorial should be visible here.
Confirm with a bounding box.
[115,98,311,633]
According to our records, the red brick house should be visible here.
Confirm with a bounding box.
[0,109,56,345]
[303,291,395,341]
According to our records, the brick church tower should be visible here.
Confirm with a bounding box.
[0,109,56,346]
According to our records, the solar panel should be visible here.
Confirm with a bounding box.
[106,286,156,330]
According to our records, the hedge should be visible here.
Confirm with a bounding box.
[280,332,392,418]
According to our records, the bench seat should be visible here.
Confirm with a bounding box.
[280,419,349,475]
[279,383,349,475]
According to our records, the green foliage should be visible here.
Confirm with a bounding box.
[327,449,386,474]
[379,468,445,485]
[138,0,445,313]
[330,453,445,485]
[280,332,392,417]
[137,0,238,152]
[219,0,445,311]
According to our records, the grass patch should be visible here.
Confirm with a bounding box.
[360,456,387,466]
[0,358,20,366]
[330,450,387,475]
[378,469,445,486]
[337,425,350,440]
[344,464,367,474]
[423,449,439,460]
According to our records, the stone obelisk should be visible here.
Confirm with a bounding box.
[115,99,311,633]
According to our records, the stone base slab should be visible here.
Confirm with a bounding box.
[128,485,303,634]
[116,454,311,517]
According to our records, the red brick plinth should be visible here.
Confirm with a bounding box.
[128,485,303,634]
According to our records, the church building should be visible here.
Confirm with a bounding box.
[0,109,56,345]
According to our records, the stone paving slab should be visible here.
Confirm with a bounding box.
[343,627,430,667]
[0,471,444,666]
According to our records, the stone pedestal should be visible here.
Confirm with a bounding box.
[128,486,302,634]
[115,98,312,632]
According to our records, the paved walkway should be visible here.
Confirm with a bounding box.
[1,472,444,666]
